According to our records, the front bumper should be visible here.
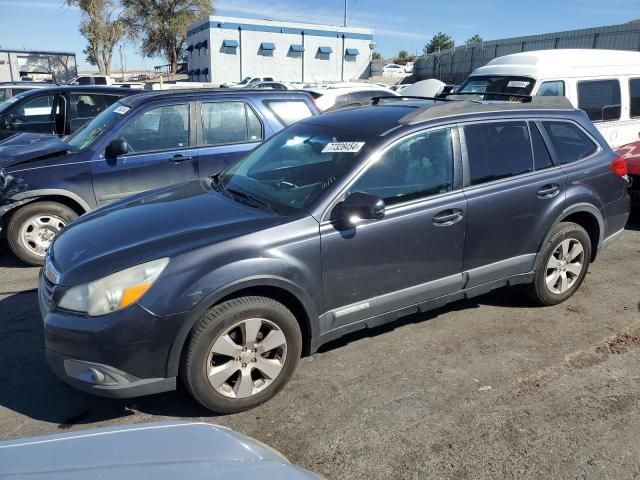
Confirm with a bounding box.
[39,272,185,399]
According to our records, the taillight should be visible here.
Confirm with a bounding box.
[611,155,627,177]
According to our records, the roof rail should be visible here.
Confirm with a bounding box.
[399,95,575,125]
[371,95,451,105]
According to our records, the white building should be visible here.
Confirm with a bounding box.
[186,16,374,85]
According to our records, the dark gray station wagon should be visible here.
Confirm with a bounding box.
[40,97,630,413]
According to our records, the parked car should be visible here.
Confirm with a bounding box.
[0,89,318,264]
[306,85,397,111]
[39,96,629,413]
[456,49,640,147]
[404,62,414,73]
[69,74,114,86]
[382,64,405,74]
[0,421,324,479]
[222,76,275,88]
[0,81,51,102]
[0,86,135,141]
[252,81,295,90]
[615,140,640,208]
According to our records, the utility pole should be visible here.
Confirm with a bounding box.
[120,44,124,81]
[343,0,347,27]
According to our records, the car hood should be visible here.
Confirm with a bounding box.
[0,421,324,480]
[0,131,71,169]
[50,179,292,286]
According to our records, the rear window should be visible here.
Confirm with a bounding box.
[630,78,640,119]
[577,79,621,122]
[264,100,314,126]
[465,121,533,186]
[542,121,598,164]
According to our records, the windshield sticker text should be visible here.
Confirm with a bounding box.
[114,105,130,115]
[322,142,365,153]
[506,81,530,88]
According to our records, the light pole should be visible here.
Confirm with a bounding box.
[343,0,348,27]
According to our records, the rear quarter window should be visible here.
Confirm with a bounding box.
[541,121,598,164]
[264,100,314,126]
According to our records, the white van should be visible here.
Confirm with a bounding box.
[457,49,640,147]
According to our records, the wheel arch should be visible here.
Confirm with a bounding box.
[166,276,319,378]
[7,189,91,219]
[540,203,603,263]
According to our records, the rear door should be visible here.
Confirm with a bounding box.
[91,101,198,205]
[195,100,265,177]
[460,119,567,287]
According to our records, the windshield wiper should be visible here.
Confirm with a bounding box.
[226,187,276,213]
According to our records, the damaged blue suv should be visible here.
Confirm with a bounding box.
[40,97,630,413]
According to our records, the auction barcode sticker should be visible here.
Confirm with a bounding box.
[114,105,130,115]
[322,142,365,153]
[506,80,530,88]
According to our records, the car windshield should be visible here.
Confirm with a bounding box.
[65,101,128,150]
[458,75,536,97]
[218,123,371,214]
[238,77,252,85]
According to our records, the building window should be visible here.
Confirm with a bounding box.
[259,42,275,57]
[317,46,332,60]
[345,48,359,62]
[222,39,238,55]
[289,44,304,59]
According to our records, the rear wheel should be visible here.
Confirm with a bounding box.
[7,201,78,266]
[527,222,591,305]
[181,296,302,414]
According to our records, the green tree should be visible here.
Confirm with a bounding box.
[466,34,483,46]
[122,0,215,74]
[372,51,382,60]
[426,32,454,54]
[394,49,416,65]
[67,0,127,74]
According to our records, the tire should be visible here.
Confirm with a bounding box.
[7,201,78,266]
[181,296,302,414]
[526,222,591,306]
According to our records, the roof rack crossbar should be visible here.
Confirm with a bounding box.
[371,95,451,105]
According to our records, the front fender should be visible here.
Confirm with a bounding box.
[163,274,320,377]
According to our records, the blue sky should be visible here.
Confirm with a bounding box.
[0,0,636,70]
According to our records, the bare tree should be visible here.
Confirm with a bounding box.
[123,0,214,74]
[67,0,127,74]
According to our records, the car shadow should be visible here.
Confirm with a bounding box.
[0,291,214,428]
[626,211,640,231]
[0,249,31,269]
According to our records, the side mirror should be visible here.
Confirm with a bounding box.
[105,138,128,158]
[332,192,385,225]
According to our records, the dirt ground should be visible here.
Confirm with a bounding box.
[0,220,639,479]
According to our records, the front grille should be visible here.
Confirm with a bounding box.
[40,274,56,309]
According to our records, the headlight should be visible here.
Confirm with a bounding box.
[58,258,169,316]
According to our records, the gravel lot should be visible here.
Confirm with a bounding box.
[1,217,639,479]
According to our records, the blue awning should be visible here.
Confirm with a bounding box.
[345,48,359,56]
[290,44,304,52]
[202,68,209,75]
[193,69,201,75]
[186,45,194,52]
[260,42,276,51]
[222,39,238,48]
[318,46,332,54]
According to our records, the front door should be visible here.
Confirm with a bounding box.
[461,120,567,287]
[320,126,467,331]
[91,102,198,206]
[196,101,264,177]
[3,92,59,137]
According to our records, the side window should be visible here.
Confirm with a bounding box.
[120,104,189,153]
[349,128,454,206]
[465,121,532,186]
[542,121,598,164]
[630,78,640,119]
[201,102,263,146]
[265,100,314,126]
[71,94,119,119]
[577,79,621,122]
[0,90,5,102]
[537,81,565,97]
[530,122,554,170]
[11,95,55,123]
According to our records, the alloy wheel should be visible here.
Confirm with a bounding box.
[545,238,585,294]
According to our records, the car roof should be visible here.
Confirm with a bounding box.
[473,48,640,79]
[7,85,136,96]
[118,88,313,106]
[0,82,55,88]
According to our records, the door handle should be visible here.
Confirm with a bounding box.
[537,184,560,199]
[433,209,463,226]
[170,154,192,163]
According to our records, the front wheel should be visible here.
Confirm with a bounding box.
[181,296,302,414]
[6,201,78,266]
[527,222,591,306]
